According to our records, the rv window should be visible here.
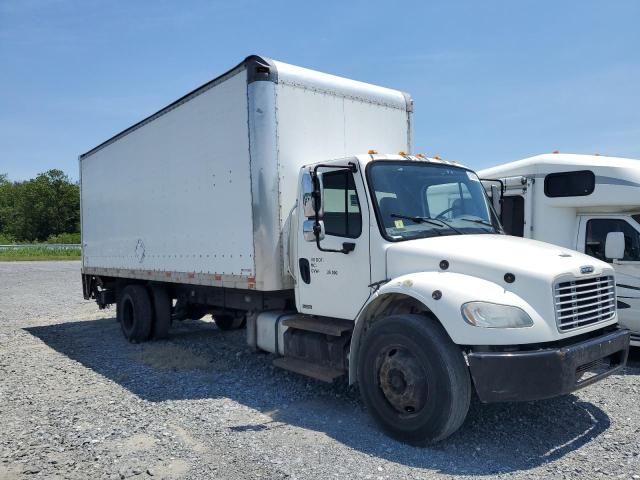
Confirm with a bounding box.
[585,219,640,262]
[501,196,525,237]
[321,170,362,238]
[544,170,595,198]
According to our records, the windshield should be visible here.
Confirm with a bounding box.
[367,161,502,241]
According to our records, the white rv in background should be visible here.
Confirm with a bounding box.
[480,153,640,345]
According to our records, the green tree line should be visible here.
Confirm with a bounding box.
[0,169,80,244]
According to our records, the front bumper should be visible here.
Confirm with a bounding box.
[468,328,630,403]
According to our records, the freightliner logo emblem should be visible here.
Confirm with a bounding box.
[580,265,595,274]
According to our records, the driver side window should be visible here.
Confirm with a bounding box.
[322,170,362,238]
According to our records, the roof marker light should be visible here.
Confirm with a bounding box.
[398,151,407,155]
[552,150,560,154]
[368,149,378,154]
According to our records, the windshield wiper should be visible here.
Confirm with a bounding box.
[390,214,462,235]
[432,217,464,234]
[459,218,496,232]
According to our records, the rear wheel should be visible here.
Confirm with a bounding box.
[117,285,153,343]
[215,314,245,331]
[357,314,470,445]
[149,285,171,340]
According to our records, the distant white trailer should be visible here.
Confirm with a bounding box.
[480,153,640,345]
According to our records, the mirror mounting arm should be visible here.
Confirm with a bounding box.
[314,236,356,255]
[311,162,357,177]
[480,177,505,196]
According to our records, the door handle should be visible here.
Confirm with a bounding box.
[342,242,356,253]
[299,258,311,284]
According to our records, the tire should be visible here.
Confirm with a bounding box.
[357,314,471,445]
[117,285,153,343]
[149,285,171,340]
[215,314,245,331]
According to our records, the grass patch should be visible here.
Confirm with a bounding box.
[0,246,81,261]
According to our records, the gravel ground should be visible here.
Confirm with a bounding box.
[0,261,639,480]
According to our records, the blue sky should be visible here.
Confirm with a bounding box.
[1,0,639,180]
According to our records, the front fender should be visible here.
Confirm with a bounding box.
[349,271,558,384]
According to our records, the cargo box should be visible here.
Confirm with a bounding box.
[80,55,412,291]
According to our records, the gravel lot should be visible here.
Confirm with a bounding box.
[1,261,639,479]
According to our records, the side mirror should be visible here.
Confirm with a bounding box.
[303,219,325,242]
[490,184,502,217]
[302,171,323,219]
[605,231,625,260]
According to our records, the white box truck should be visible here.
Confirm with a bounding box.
[81,56,630,445]
[480,153,640,346]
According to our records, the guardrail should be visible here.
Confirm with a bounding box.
[0,244,81,250]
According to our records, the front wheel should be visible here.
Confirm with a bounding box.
[357,314,470,445]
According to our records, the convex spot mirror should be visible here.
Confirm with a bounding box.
[605,231,625,260]
[303,219,325,242]
[302,171,324,219]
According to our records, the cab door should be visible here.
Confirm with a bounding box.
[295,164,371,320]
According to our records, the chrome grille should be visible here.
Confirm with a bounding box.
[553,275,616,332]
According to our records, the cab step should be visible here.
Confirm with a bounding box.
[272,357,345,383]
[281,315,353,337]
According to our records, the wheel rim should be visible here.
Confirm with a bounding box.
[377,346,428,415]
[121,297,135,333]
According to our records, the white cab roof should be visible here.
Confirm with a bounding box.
[305,153,470,170]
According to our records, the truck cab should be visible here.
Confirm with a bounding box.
[480,153,640,346]
[266,153,629,443]
[293,154,504,321]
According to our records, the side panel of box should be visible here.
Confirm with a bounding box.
[274,81,410,246]
[81,70,255,283]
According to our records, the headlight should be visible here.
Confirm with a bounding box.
[461,302,533,328]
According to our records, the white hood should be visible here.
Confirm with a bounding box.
[380,234,617,344]
[386,234,612,284]
[387,234,616,335]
